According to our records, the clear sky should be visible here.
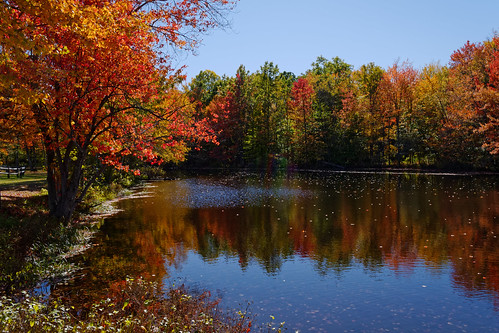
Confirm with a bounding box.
[180,0,499,81]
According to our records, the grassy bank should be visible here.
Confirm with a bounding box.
[0,186,81,294]
[0,170,154,295]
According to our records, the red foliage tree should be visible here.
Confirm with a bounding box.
[288,77,316,165]
[0,0,236,221]
[205,90,242,163]
[449,37,499,156]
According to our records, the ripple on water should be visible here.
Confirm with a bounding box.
[171,179,313,208]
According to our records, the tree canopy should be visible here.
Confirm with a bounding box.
[185,37,499,171]
[0,0,236,220]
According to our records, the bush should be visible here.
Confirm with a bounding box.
[0,277,253,332]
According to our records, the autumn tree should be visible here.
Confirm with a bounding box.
[480,41,499,155]
[275,70,296,162]
[412,63,450,164]
[215,65,253,166]
[244,62,289,168]
[306,56,353,165]
[202,75,247,165]
[448,36,499,158]
[287,77,317,165]
[184,70,225,165]
[350,62,384,163]
[188,70,223,114]
[151,84,216,165]
[438,37,498,168]
[377,61,418,165]
[0,0,236,221]
[212,66,251,166]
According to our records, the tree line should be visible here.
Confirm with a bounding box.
[185,37,499,171]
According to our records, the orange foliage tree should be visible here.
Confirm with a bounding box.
[0,0,235,221]
[377,61,418,164]
[446,36,499,162]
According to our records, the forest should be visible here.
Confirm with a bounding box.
[4,37,499,177]
[184,37,499,171]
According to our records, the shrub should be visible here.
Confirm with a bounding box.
[0,277,253,332]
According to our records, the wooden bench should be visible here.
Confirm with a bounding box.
[0,166,26,178]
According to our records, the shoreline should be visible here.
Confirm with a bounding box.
[2,168,497,295]
[0,179,150,297]
[0,179,254,332]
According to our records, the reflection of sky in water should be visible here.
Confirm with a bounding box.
[87,173,499,332]
[171,179,312,208]
[151,174,499,332]
[167,253,499,332]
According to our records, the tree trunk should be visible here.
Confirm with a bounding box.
[46,147,84,223]
[24,144,38,171]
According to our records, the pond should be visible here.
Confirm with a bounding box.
[59,171,499,332]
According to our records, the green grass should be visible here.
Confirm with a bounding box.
[0,171,46,188]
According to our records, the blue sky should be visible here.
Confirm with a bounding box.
[181,0,499,81]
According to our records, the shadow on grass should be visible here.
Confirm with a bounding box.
[0,193,76,295]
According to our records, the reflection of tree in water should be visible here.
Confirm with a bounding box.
[55,174,499,309]
[187,205,295,274]
[50,196,193,306]
[173,173,499,302]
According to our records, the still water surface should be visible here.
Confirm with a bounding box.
[66,172,499,332]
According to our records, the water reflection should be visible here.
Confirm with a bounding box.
[56,172,499,330]
[149,173,499,288]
